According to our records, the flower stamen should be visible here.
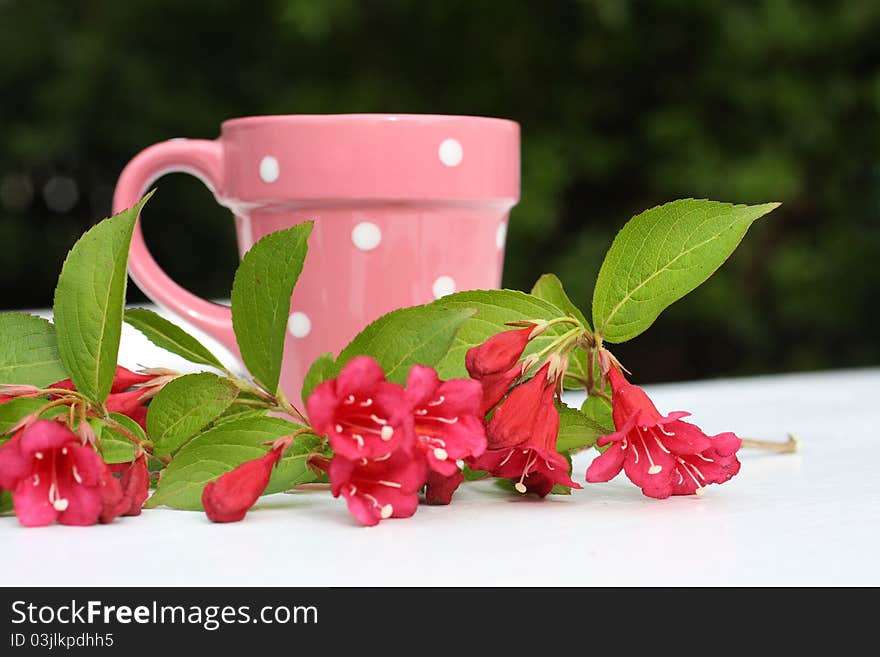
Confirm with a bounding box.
[639,432,662,474]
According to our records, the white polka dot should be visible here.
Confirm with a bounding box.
[438,139,463,167]
[432,275,456,299]
[259,156,279,183]
[496,222,508,250]
[288,312,311,338]
[351,222,382,250]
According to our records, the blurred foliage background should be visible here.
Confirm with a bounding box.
[1,0,878,382]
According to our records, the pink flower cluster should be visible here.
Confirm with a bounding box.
[0,367,160,527]
[199,326,743,527]
[307,357,487,525]
[465,328,581,496]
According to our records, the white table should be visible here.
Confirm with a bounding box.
[2,307,878,586]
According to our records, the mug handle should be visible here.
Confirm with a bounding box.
[112,139,238,357]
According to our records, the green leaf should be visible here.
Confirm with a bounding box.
[462,464,489,481]
[336,305,475,385]
[208,391,271,425]
[95,413,145,464]
[431,289,588,386]
[0,313,68,387]
[0,397,47,436]
[146,373,239,456]
[592,199,780,343]
[530,274,590,328]
[146,416,318,510]
[212,405,268,425]
[581,394,613,431]
[0,489,12,514]
[124,308,224,369]
[301,352,336,401]
[555,403,610,453]
[528,275,591,388]
[53,193,152,402]
[230,222,312,393]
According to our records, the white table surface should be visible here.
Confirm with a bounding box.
[2,307,878,586]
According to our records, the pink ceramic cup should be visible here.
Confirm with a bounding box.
[113,114,520,403]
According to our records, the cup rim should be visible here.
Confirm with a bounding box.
[221,113,518,130]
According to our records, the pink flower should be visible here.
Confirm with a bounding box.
[52,366,164,430]
[469,419,581,497]
[472,367,521,415]
[0,385,40,404]
[329,450,427,526]
[424,469,464,505]
[465,327,532,378]
[485,363,558,449]
[585,367,742,498]
[0,420,125,527]
[104,389,149,430]
[467,363,580,496]
[307,356,414,460]
[406,365,486,477]
[109,454,150,516]
[202,446,284,523]
[465,328,532,414]
[52,366,155,394]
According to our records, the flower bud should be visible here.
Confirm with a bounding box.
[465,328,533,378]
[202,447,284,523]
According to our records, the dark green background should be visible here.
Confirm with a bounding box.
[1,0,877,382]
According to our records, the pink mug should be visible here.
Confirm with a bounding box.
[113,114,520,403]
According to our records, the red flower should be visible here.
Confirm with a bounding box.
[109,454,150,516]
[424,469,464,505]
[307,356,414,460]
[469,410,580,497]
[585,367,742,498]
[485,363,557,449]
[52,366,164,430]
[468,440,580,497]
[465,327,532,378]
[468,363,580,496]
[52,366,156,394]
[105,389,149,429]
[465,328,532,414]
[406,365,486,477]
[0,385,40,404]
[329,450,427,526]
[202,446,284,523]
[0,420,125,527]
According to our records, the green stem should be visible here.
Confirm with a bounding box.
[41,387,91,402]
[581,343,613,402]
[101,415,153,449]
[586,345,596,392]
[275,389,308,425]
[227,374,309,425]
[541,316,583,330]
[531,327,583,363]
